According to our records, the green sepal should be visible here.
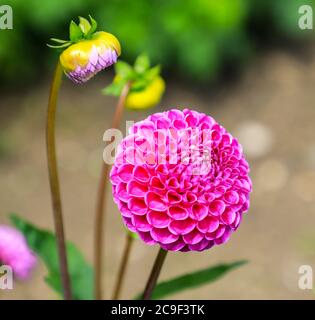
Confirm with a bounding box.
[102,78,128,97]
[69,20,84,42]
[103,53,162,97]
[78,16,91,35]
[86,15,98,38]
[134,53,150,74]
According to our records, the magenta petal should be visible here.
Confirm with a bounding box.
[131,215,152,232]
[190,204,208,221]
[147,210,171,228]
[168,219,196,235]
[221,207,236,225]
[133,166,150,183]
[183,229,204,245]
[145,192,167,211]
[116,182,129,202]
[138,231,156,245]
[214,228,232,245]
[197,216,219,233]
[110,166,120,185]
[167,177,180,189]
[185,192,197,203]
[117,164,134,182]
[215,225,226,238]
[122,217,136,232]
[166,190,182,204]
[150,176,166,192]
[150,228,179,244]
[209,200,225,216]
[118,202,132,218]
[224,190,240,204]
[127,180,148,197]
[128,197,147,215]
[168,206,189,220]
[160,239,186,251]
[188,239,209,251]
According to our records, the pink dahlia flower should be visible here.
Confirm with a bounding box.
[0,225,37,279]
[110,109,252,252]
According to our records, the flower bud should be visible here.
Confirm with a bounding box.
[60,32,121,83]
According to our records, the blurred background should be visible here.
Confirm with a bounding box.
[1,0,315,299]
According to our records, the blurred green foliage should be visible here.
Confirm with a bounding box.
[0,0,313,86]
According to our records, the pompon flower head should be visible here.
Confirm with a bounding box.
[0,225,37,279]
[49,16,121,84]
[110,109,252,252]
[103,53,165,110]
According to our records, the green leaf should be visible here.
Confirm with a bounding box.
[49,38,69,44]
[10,214,93,300]
[130,79,148,92]
[144,65,161,81]
[69,20,84,42]
[79,16,91,35]
[135,260,247,299]
[134,53,150,74]
[47,42,71,49]
[87,15,98,36]
[115,61,133,79]
[102,79,127,97]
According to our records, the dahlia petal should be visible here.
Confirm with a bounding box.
[221,207,236,225]
[197,216,219,233]
[183,229,204,245]
[166,190,182,204]
[133,166,150,183]
[116,182,129,202]
[185,192,197,203]
[131,215,152,232]
[168,219,196,235]
[150,228,179,244]
[117,164,134,182]
[188,239,209,251]
[122,217,136,232]
[145,192,167,212]
[209,200,225,216]
[118,202,133,218]
[128,198,147,215]
[127,180,148,197]
[147,210,171,228]
[214,228,232,245]
[160,239,186,251]
[138,231,156,245]
[168,206,189,220]
[150,176,166,192]
[190,204,208,221]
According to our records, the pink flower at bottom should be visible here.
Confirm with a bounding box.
[110,109,252,252]
[0,225,37,279]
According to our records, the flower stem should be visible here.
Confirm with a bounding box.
[142,248,168,300]
[46,62,72,300]
[112,232,134,299]
[94,82,131,300]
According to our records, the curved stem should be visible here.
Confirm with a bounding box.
[94,82,131,300]
[112,233,134,300]
[46,62,72,300]
[142,248,168,300]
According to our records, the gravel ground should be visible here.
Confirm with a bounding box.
[1,48,315,299]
